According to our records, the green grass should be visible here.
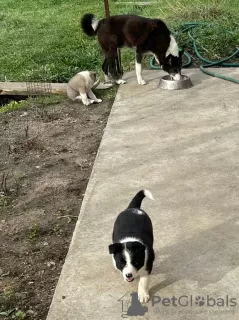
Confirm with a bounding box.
[0,95,63,113]
[0,0,238,82]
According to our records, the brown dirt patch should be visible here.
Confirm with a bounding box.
[0,98,113,319]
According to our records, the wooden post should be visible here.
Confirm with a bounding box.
[104,0,110,17]
[103,0,122,75]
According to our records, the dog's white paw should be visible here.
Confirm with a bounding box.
[96,99,102,103]
[116,79,126,84]
[138,290,150,303]
[138,79,146,85]
[83,99,94,106]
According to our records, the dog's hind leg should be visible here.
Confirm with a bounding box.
[138,275,150,303]
[67,85,78,101]
[135,50,146,85]
[102,58,111,83]
[103,55,126,84]
[114,53,126,84]
[106,47,126,84]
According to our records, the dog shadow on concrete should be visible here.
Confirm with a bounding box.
[150,217,239,295]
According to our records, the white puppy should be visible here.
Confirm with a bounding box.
[67,71,102,106]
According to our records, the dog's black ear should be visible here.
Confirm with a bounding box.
[131,242,145,252]
[164,54,171,63]
[109,243,123,254]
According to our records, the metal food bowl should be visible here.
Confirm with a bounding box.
[159,75,193,90]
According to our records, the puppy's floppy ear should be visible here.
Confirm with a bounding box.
[89,71,97,81]
[109,243,123,254]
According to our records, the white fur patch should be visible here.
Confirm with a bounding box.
[77,70,90,77]
[138,276,150,303]
[144,189,154,201]
[119,238,149,281]
[135,62,146,85]
[173,73,182,80]
[116,79,126,84]
[91,16,99,31]
[166,35,179,57]
[131,208,144,215]
[120,237,143,244]
[122,248,136,281]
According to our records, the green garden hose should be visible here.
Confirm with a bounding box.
[149,22,239,84]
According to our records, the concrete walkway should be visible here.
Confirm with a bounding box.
[47,69,239,320]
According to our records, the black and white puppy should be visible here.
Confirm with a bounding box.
[109,190,155,303]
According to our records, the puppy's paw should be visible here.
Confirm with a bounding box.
[116,79,126,84]
[138,290,150,303]
[83,99,94,106]
[96,99,102,103]
[138,79,146,85]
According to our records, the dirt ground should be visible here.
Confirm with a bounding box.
[0,97,113,319]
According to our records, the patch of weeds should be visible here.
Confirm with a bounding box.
[13,310,26,319]
[97,85,117,101]
[52,224,63,235]
[0,100,29,113]
[0,95,64,114]
[0,194,11,207]
[33,107,57,122]
[31,95,63,107]
[56,207,78,224]
[1,288,15,300]
[28,224,40,241]
[57,207,73,216]
[0,310,26,319]
[0,288,17,312]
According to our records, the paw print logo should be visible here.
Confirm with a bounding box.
[195,296,205,307]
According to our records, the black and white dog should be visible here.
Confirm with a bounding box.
[81,14,184,85]
[109,190,155,303]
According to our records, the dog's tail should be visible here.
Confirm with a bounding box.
[127,190,154,209]
[81,13,100,36]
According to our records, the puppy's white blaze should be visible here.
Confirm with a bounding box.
[166,35,179,57]
[91,17,99,31]
[122,248,137,280]
[144,189,154,201]
[120,237,143,244]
